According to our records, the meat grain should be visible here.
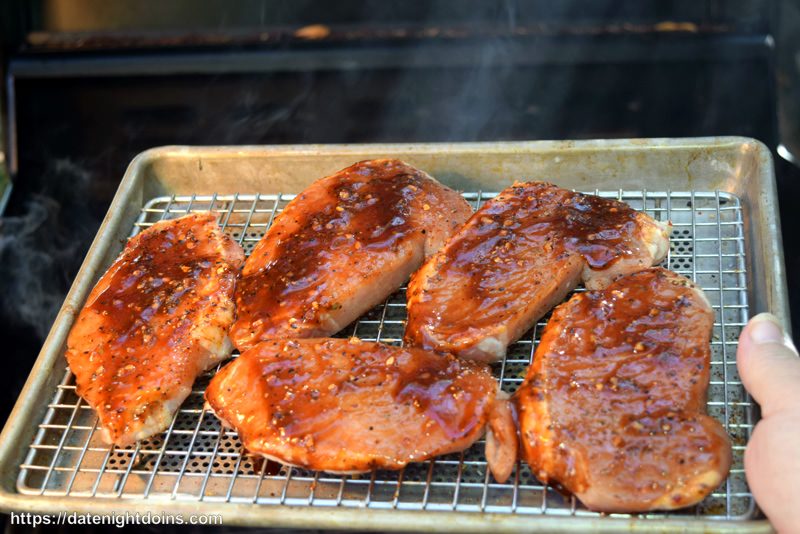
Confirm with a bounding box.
[207,338,517,480]
[231,159,472,352]
[66,213,244,446]
[516,268,731,512]
[405,182,669,362]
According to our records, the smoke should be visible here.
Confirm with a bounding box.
[377,0,569,143]
[219,72,314,144]
[0,158,96,340]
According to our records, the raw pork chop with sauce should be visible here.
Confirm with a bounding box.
[230,159,472,352]
[516,268,731,512]
[405,182,670,362]
[66,213,244,446]
[206,338,518,482]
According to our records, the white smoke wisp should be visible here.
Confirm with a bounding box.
[0,158,96,340]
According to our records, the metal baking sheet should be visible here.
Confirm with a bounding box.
[0,138,786,532]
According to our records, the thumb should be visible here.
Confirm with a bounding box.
[737,313,800,418]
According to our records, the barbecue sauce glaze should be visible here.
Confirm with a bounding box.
[231,159,471,351]
[405,181,668,361]
[66,213,243,444]
[516,268,731,512]
[206,338,499,473]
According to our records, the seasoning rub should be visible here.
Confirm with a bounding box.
[206,338,517,480]
[65,213,244,446]
[405,182,670,362]
[231,159,472,352]
[516,267,731,512]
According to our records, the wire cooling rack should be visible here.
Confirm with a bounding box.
[17,190,752,521]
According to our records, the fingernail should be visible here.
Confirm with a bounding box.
[749,313,792,347]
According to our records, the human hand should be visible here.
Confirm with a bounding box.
[737,313,800,533]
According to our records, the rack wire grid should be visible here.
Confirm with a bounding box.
[18,189,753,521]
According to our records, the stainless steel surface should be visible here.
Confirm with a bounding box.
[0,138,784,532]
[18,191,752,513]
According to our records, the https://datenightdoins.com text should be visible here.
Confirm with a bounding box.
[10,510,223,528]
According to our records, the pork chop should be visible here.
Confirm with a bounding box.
[65,213,245,446]
[206,337,517,480]
[516,267,731,512]
[230,159,472,352]
[405,182,670,362]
